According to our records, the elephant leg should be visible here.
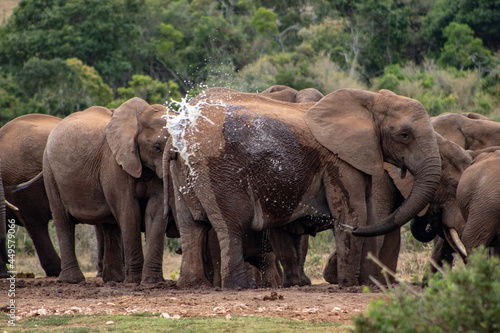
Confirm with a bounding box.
[23,216,61,277]
[175,194,211,288]
[45,169,84,283]
[323,248,338,284]
[373,228,401,285]
[141,194,167,284]
[255,252,282,288]
[95,224,104,277]
[206,228,220,287]
[214,223,256,289]
[114,207,143,284]
[269,229,310,287]
[0,238,9,278]
[422,236,454,285]
[101,223,124,283]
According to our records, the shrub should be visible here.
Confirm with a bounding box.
[352,247,500,332]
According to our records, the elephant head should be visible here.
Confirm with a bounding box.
[106,98,168,179]
[303,89,442,236]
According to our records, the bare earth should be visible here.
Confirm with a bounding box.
[2,277,380,324]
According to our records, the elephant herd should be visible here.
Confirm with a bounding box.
[0,85,499,289]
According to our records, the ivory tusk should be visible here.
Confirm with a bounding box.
[443,227,468,260]
[449,228,467,258]
[5,200,19,211]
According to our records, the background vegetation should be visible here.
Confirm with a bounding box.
[5,2,499,330]
[0,0,499,126]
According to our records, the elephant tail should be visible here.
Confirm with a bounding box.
[12,171,43,193]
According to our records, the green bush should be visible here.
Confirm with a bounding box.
[352,247,500,332]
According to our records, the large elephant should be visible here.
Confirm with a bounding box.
[44,98,168,284]
[456,150,500,253]
[0,114,62,277]
[164,88,441,289]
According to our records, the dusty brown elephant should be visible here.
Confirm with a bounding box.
[164,88,441,289]
[0,114,62,277]
[44,98,169,284]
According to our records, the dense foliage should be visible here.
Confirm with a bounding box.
[352,247,500,332]
[0,0,499,124]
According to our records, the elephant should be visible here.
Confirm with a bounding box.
[163,87,441,289]
[431,112,500,150]
[185,84,324,288]
[262,85,402,286]
[43,97,169,284]
[261,85,325,103]
[408,112,500,275]
[455,150,500,253]
[0,114,62,277]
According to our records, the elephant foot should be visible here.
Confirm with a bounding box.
[58,268,85,284]
[176,274,212,289]
[0,267,11,279]
[141,275,165,285]
[222,270,258,290]
[283,273,311,287]
[43,265,62,277]
[124,274,142,284]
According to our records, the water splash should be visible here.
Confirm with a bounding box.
[163,92,220,174]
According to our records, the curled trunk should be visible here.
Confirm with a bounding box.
[410,213,441,243]
[352,156,442,237]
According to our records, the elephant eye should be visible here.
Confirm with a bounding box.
[400,131,411,141]
[153,144,162,154]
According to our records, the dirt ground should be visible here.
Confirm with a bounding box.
[1,277,381,324]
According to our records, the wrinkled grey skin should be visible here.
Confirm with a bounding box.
[44,98,169,285]
[0,114,62,277]
[164,88,441,289]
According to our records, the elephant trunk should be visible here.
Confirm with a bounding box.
[410,212,441,243]
[352,156,441,237]
[162,145,170,220]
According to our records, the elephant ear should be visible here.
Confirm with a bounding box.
[303,89,384,176]
[106,98,144,178]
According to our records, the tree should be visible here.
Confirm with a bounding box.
[0,0,146,90]
[439,22,493,71]
[108,74,179,108]
[0,57,112,121]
